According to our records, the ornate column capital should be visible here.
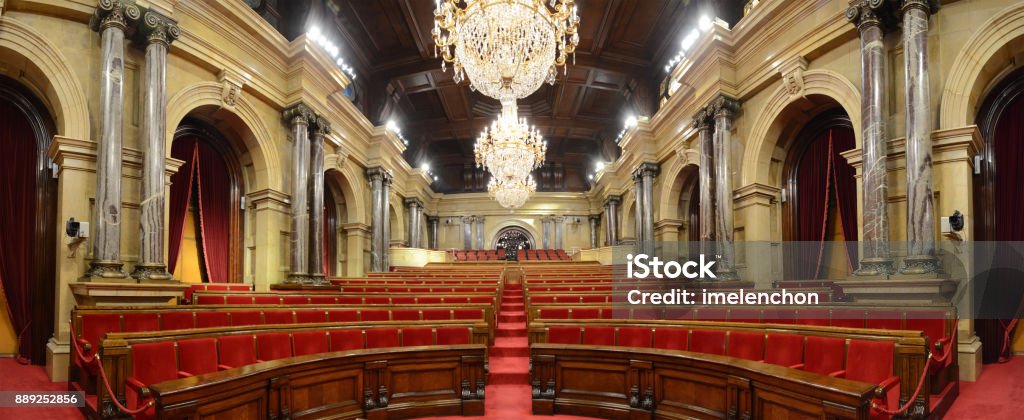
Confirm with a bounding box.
[691,107,715,131]
[709,94,741,121]
[403,197,423,209]
[846,0,897,32]
[312,114,332,137]
[365,166,393,185]
[589,214,601,223]
[90,0,141,32]
[427,215,440,224]
[137,10,179,47]
[900,0,939,16]
[635,162,660,179]
[283,103,315,127]
[603,195,622,207]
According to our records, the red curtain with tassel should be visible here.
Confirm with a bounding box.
[795,130,833,280]
[324,189,335,276]
[831,127,859,268]
[0,101,38,359]
[167,137,198,274]
[195,141,232,283]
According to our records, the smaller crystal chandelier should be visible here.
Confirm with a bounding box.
[488,175,537,209]
[474,100,547,182]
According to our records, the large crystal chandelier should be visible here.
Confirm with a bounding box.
[474,100,547,182]
[433,0,580,101]
[489,175,537,209]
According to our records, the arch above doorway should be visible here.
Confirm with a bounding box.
[493,226,536,251]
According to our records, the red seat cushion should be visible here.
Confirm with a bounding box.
[281,296,308,305]
[194,295,224,304]
[763,308,797,324]
[617,327,652,347]
[80,314,122,357]
[540,308,570,319]
[803,336,846,375]
[263,311,294,324]
[453,309,482,320]
[217,335,258,369]
[364,296,389,304]
[309,296,336,305]
[764,334,804,367]
[230,311,262,326]
[292,331,329,356]
[582,326,615,345]
[392,310,420,321]
[195,312,229,329]
[831,309,866,329]
[365,329,400,348]
[696,307,728,321]
[226,295,253,305]
[572,308,600,319]
[690,330,727,355]
[796,309,830,326]
[402,328,434,346]
[845,340,894,384]
[418,297,442,304]
[360,310,390,322]
[436,327,471,345]
[327,310,358,323]
[392,296,416,304]
[254,296,280,305]
[160,312,195,330]
[547,326,581,344]
[727,331,765,361]
[177,338,218,376]
[422,309,451,320]
[123,313,159,333]
[906,313,949,352]
[130,342,178,385]
[730,309,762,324]
[329,330,364,351]
[295,310,325,324]
[256,333,292,361]
[337,296,362,305]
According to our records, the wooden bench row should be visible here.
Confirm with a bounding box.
[192,291,498,306]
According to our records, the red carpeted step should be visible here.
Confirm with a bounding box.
[488,356,530,384]
[500,313,526,323]
[501,302,524,311]
[496,325,527,337]
[491,337,530,357]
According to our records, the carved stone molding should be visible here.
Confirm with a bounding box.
[709,94,741,120]
[365,166,393,185]
[846,0,897,32]
[777,56,809,99]
[217,69,246,109]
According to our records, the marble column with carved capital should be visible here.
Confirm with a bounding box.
[284,103,315,282]
[554,216,565,249]
[636,162,659,256]
[901,0,941,274]
[462,216,473,249]
[693,107,716,258]
[84,0,142,281]
[711,95,740,280]
[541,216,552,249]
[603,196,621,246]
[428,215,440,250]
[404,198,423,248]
[475,215,485,249]
[308,116,330,284]
[848,0,896,275]
[589,215,601,248]
[366,167,393,271]
[132,9,179,282]
[632,170,644,254]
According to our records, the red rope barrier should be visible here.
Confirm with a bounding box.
[871,320,957,416]
[68,320,153,415]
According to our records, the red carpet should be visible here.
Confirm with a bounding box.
[0,359,84,419]
[944,356,1024,419]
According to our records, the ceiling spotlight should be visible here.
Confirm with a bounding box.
[681,29,700,51]
[595,161,605,171]
[386,120,399,132]
[422,162,431,172]
[588,174,594,180]
[624,115,638,128]
[309,26,321,39]
[699,15,713,31]
[433,176,439,181]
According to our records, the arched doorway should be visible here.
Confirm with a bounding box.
[781,108,857,280]
[672,165,701,259]
[0,76,56,364]
[168,119,244,283]
[324,175,350,276]
[494,226,534,252]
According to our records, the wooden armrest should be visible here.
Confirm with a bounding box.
[256,359,265,363]
[217,364,233,371]
[828,369,846,378]
[177,371,193,378]
[788,363,805,369]
[125,377,150,397]
[875,376,899,398]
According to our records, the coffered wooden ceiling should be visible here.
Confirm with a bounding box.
[281,0,745,193]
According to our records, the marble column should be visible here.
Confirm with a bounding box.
[541,217,552,249]
[83,0,141,281]
[848,0,895,275]
[284,104,315,282]
[603,196,621,246]
[475,216,485,249]
[308,116,329,284]
[366,167,392,271]
[589,215,601,248]
[428,216,440,250]
[404,198,423,248]
[693,107,716,257]
[381,171,393,269]
[131,10,178,282]
[711,95,740,280]
[901,0,940,274]
[638,163,659,256]
[462,216,473,249]
[554,216,565,249]
[632,170,645,254]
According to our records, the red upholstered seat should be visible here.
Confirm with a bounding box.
[328,330,364,351]
[263,311,294,324]
[365,329,400,348]
[547,326,581,344]
[422,309,451,320]
[582,326,616,345]
[292,331,329,356]
[226,295,254,305]
[802,336,846,375]
[282,296,308,305]
[194,295,224,304]
[160,312,195,330]
[831,309,866,329]
[664,308,694,320]
[696,307,728,321]
[582,295,607,303]
[360,310,390,322]
[217,335,258,370]
[338,296,362,305]
[318,312,351,324]
[727,331,765,361]
[468,296,491,304]
[841,340,900,418]
[617,327,652,347]
[436,327,471,345]
[79,314,121,360]
[540,308,570,319]
[418,297,442,304]
[599,309,615,319]
[763,308,797,324]
[195,312,229,329]
[365,296,389,305]
[764,333,805,368]
[730,309,762,324]
[230,311,262,326]
[392,296,416,304]
[123,313,159,333]
[254,296,280,305]
[126,342,178,414]
[796,309,830,326]
[690,330,727,355]
[402,328,434,346]
[177,338,218,377]
[865,310,902,330]
[571,308,600,319]
[309,296,336,305]
[256,333,292,361]
[453,309,481,320]
[295,310,325,324]
[392,310,420,321]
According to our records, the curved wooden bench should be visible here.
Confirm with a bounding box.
[530,344,874,419]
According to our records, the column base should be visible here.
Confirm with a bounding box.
[957,333,983,382]
[900,254,942,275]
[285,273,310,284]
[308,273,330,286]
[130,263,176,283]
[80,260,130,282]
[714,266,740,281]
[46,337,69,382]
[853,257,895,277]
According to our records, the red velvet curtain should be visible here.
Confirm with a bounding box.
[795,130,833,280]
[0,101,37,359]
[195,141,232,283]
[167,137,198,274]
[324,189,336,275]
[831,127,859,268]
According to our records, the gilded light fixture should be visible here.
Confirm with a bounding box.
[433,0,580,101]
[474,100,547,184]
[488,174,537,209]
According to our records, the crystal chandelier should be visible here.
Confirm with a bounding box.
[489,175,537,209]
[433,0,580,101]
[474,100,547,182]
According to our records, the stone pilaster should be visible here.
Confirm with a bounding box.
[632,171,644,254]
[131,9,178,282]
[83,0,141,281]
[848,0,896,276]
[711,95,740,280]
[693,107,716,258]
[366,167,392,271]
[589,214,601,248]
[474,216,485,249]
[283,103,315,282]
[603,196,621,246]
[900,0,941,274]
[307,116,329,284]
